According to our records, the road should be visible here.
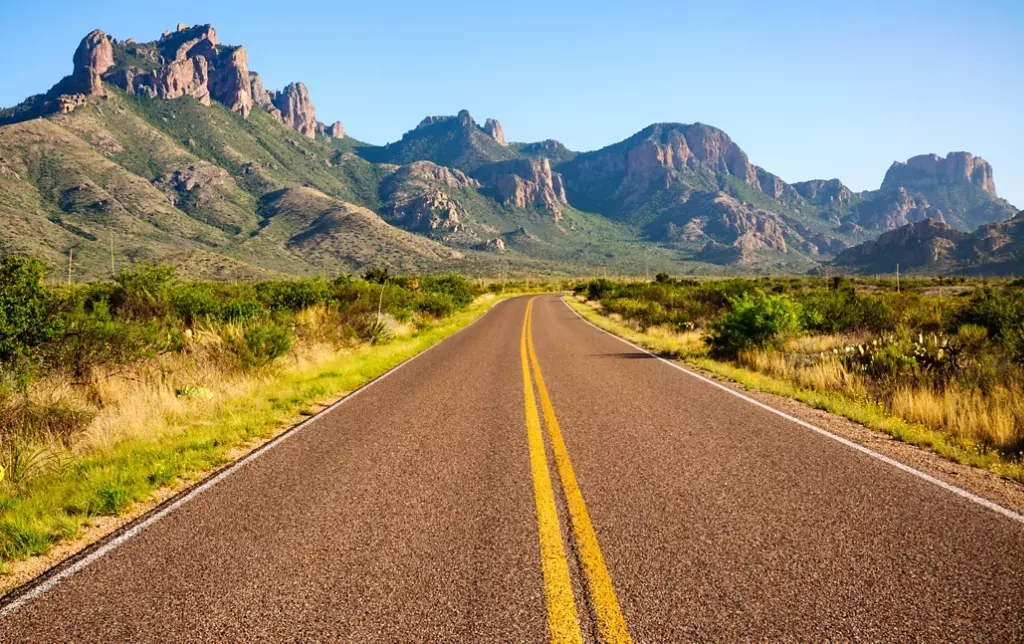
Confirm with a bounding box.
[2,294,1023,641]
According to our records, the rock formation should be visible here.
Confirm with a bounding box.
[852,187,942,230]
[834,218,965,271]
[72,30,114,95]
[272,83,316,139]
[330,121,345,138]
[157,56,210,105]
[379,162,480,235]
[793,178,853,205]
[882,152,997,196]
[473,158,568,219]
[483,118,506,146]
[209,47,252,118]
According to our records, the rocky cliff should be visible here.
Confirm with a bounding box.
[0,24,323,139]
[473,158,568,219]
[882,152,997,196]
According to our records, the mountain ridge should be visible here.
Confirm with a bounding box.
[0,23,1018,277]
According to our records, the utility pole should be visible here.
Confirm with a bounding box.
[67,248,73,285]
[896,263,900,293]
[110,233,116,279]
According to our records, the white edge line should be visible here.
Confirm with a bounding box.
[0,297,512,619]
[560,296,1024,526]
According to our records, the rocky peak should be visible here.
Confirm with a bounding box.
[483,118,506,146]
[272,82,317,139]
[793,178,853,205]
[329,121,345,138]
[158,24,218,62]
[72,30,114,95]
[882,151,997,196]
[473,158,568,219]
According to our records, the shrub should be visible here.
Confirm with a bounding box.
[706,291,802,357]
[112,265,175,319]
[0,256,62,365]
[170,286,223,325]
[241,322,292,366]
[255,279,330,312]
[222,300,264,322]
[421,274,474,310]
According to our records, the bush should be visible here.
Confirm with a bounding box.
[0,256,62,365]
[706,291,802,357]
[111,265,175,319]
[421,275,474,310]
[241,322,292,366]
[170,286,223,325]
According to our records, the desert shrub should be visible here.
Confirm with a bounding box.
[222,300,264,322]
[255,279,331,313]
[421,275,474,309]
[362,267,390,284]
[795,288,896,334]
[239,322,292,367]
[706,291,802,357]
[111,264,175,319]
[0,256,63,365]
[170,286,223,325]
[955,287,1024,340]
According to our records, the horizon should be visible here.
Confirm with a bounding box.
[2,0,1021,208]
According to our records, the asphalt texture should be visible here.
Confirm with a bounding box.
[2,294,1023,642]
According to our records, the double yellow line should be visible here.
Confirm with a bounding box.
[520,297,632,644]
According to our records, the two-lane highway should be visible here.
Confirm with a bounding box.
[3,294,1023,641]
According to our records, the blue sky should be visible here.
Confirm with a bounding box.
[3,0,1021,207]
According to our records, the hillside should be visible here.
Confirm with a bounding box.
[834,212,1024,275]
[0,23,1018,277]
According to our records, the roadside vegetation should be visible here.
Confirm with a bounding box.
[0,256,552,568]
[572,274,1024,482]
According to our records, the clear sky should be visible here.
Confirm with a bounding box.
[2,0,1021,207]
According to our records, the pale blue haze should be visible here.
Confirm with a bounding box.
[2,0,1021,207]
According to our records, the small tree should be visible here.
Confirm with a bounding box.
[0,256,63,364]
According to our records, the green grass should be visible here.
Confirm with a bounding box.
[566,296,1024,484]
[0,294,507,569]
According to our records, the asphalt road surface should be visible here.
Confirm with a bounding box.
[3,294,1023,642]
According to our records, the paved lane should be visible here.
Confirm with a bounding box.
[3,293,1023,642]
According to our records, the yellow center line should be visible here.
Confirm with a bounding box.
[521,298,584,644]
[527,298,634,644]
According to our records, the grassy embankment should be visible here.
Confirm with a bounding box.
[0,257,555,568]
[568,275,1024,483]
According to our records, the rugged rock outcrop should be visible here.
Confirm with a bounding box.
[563,123,767,205]
[72,30,114,95]
[158,56,211,105]
[473,158,568,219]
[272,82,317,139]
[659,192,791,254]
[379,161,480,234]
[852,187,942,230]
[483,118,506,146]
[209,47,252,118]
[834,218,965,271]
[793,178,853,205]
[330,121,344,138]
[882,152,997,196]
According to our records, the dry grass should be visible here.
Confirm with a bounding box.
[891,386,1022,452]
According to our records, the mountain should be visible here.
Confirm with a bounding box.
[357,111,518,172]
[0,23,1018,277]
[834,212,1024,275]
